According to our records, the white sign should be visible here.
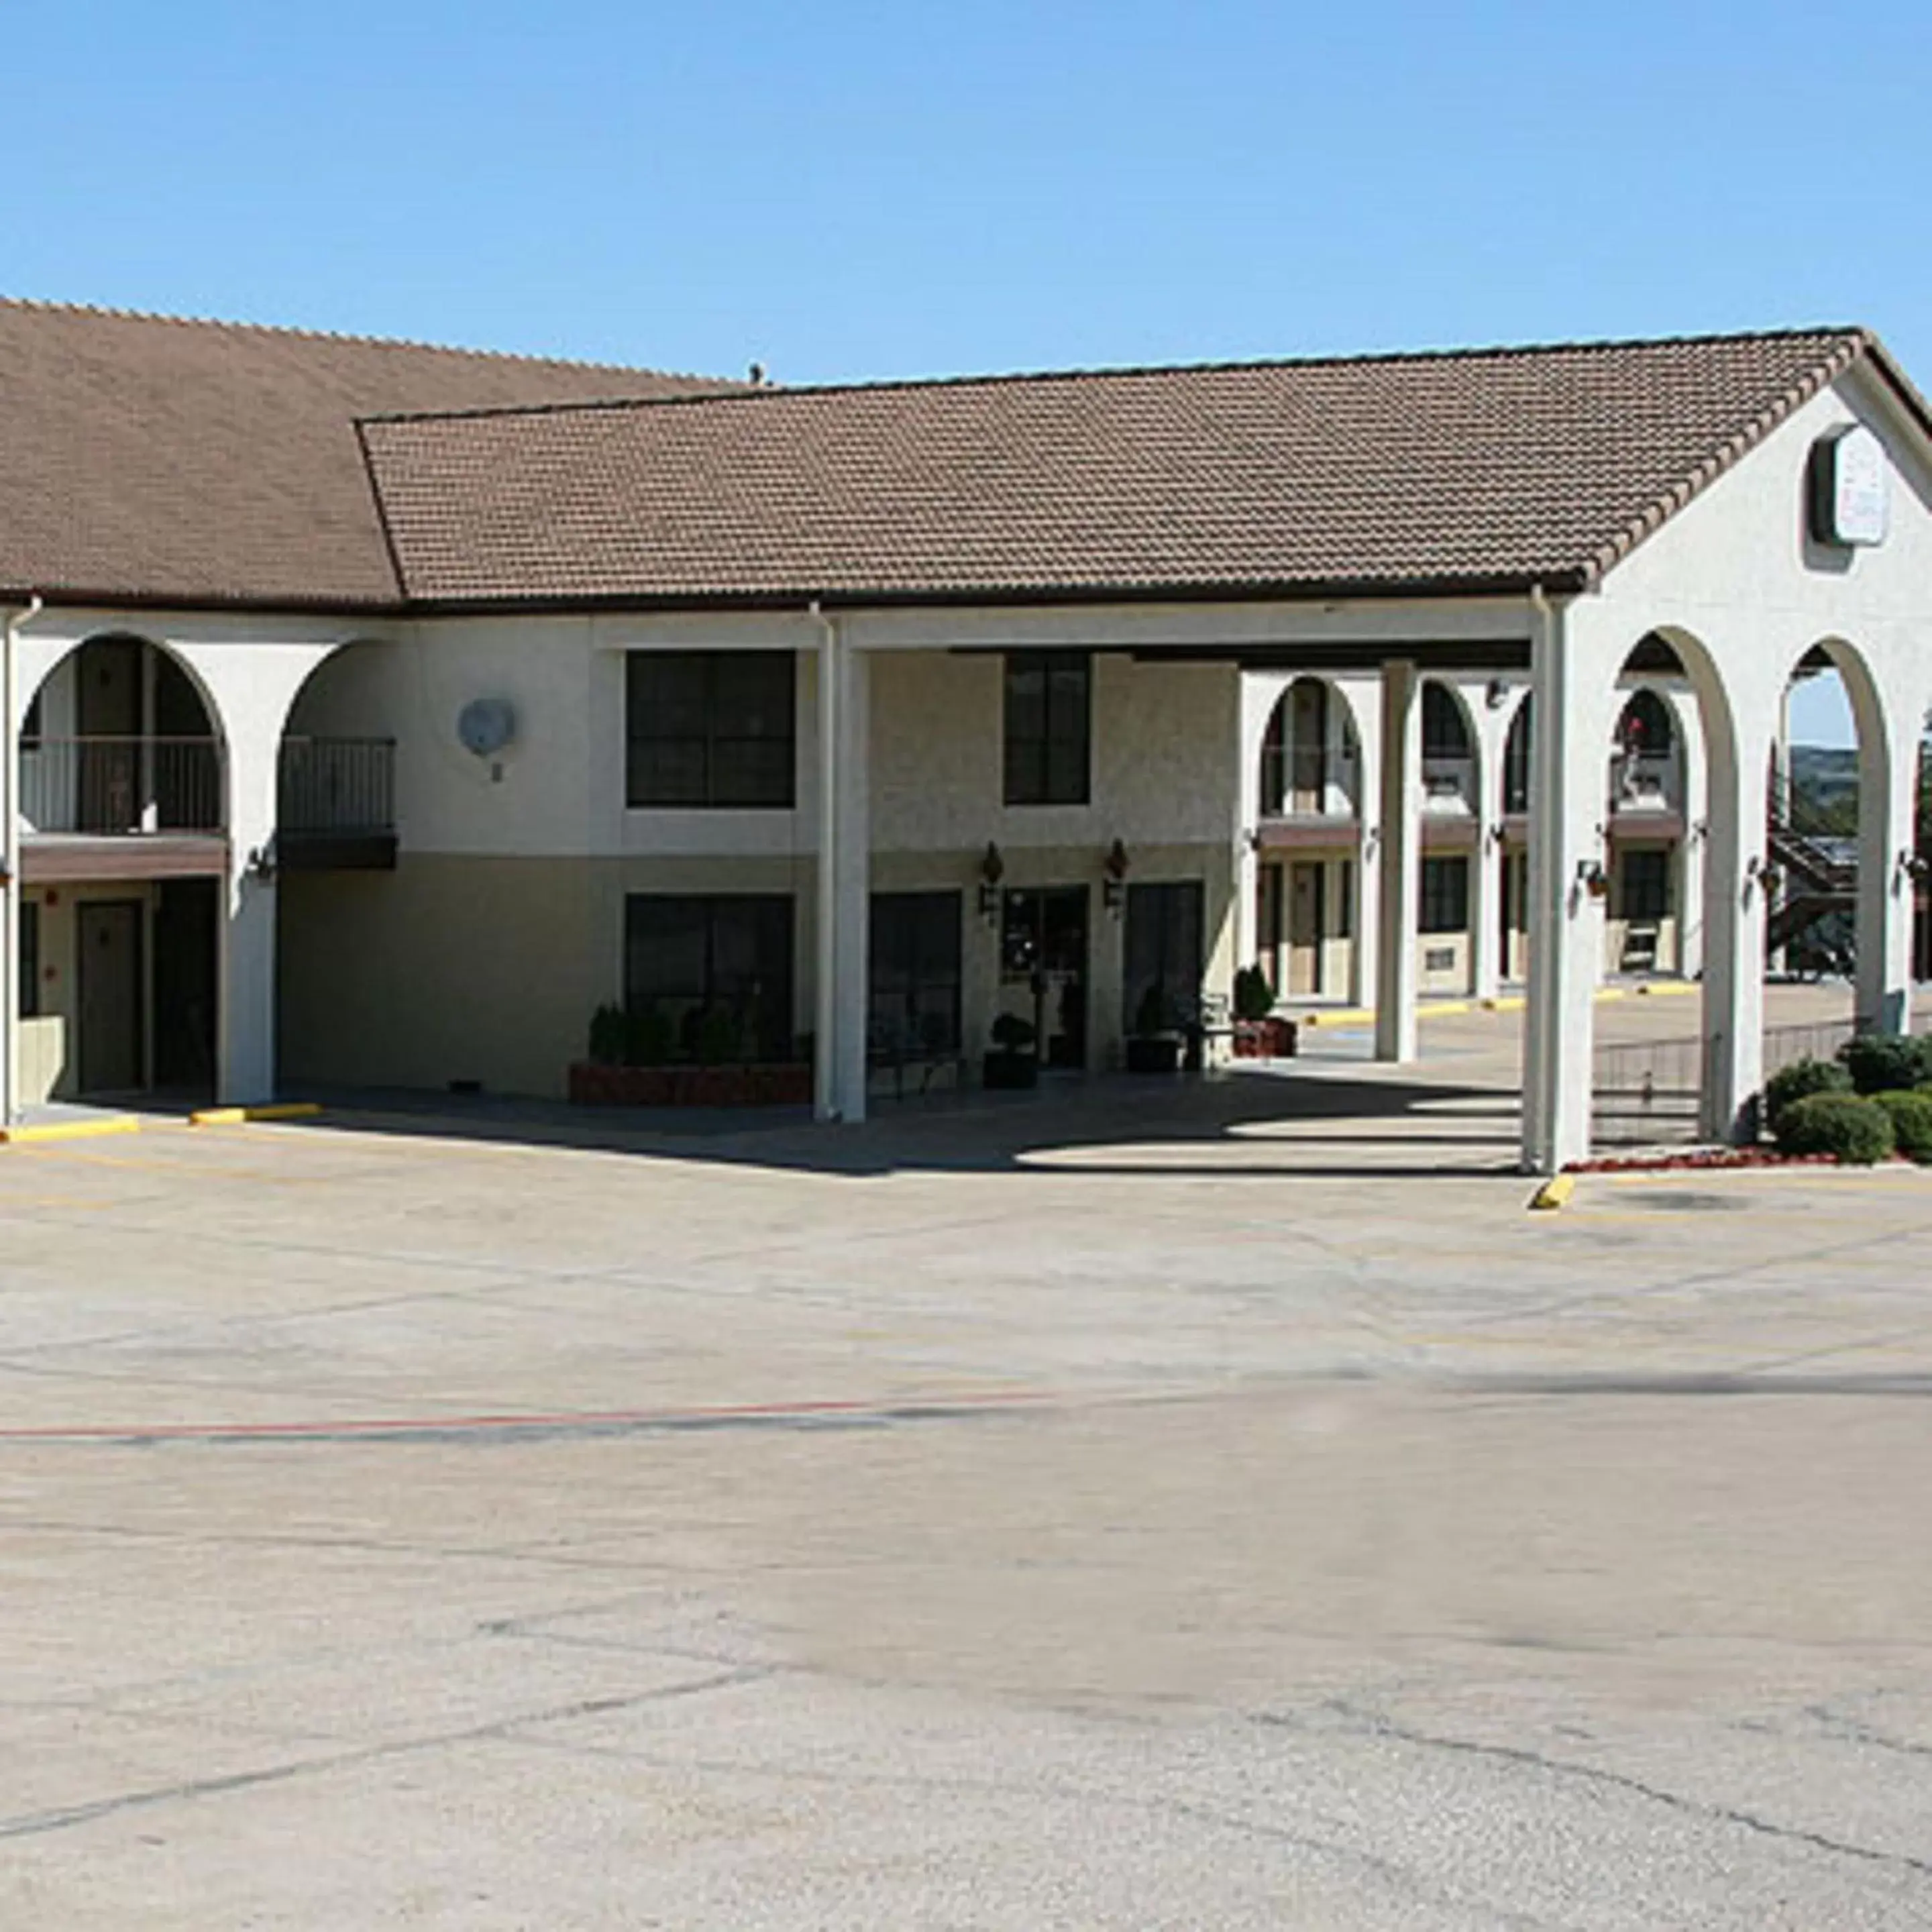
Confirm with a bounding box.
[1812,425,1890,547]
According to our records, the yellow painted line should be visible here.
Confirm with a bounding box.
[0,1116,142,1146]
[189,1102,323,1127]
[1481,994,1527,1014]
[1528,1173,1576,1212]
[1634,979,1699,998]
[1299,982,1693,1028]
[1297,1007,1374,1028]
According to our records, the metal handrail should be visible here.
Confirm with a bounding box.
[19,735,223,835]
[278,737,396,835]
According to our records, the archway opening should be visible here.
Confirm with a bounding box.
[1589,632,1712,1148]
[16,634,225,1103]
[1766,646,1861,1001]
[1254,678,1362,1004]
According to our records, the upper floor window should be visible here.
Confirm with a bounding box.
[1421,683,1471,761]
[626,651,795,809]
[1004,651,1090,806]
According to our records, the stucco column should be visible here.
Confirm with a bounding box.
[1854,708,1920,1036]
[1700,717,1771,1144]
[1233,678,1267,977]
[1521,600,1613,1173]
[1673,688,1708,981]
[220,734,279,1104]
[1373,659,1420,1061]
[814,627,870,1124]
[1347,678,1382,1009]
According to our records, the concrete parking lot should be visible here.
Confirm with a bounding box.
[4,993,1932,1928]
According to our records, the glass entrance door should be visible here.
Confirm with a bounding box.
[1000,886,1089,1069]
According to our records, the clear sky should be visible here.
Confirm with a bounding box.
[6,0,1927,742]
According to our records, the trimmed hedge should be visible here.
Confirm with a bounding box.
[1774,1091,1896,1165]
[1761,1055,1851,1134]
[1871,1089,1932,1163]
[1838,1032,1932,1096]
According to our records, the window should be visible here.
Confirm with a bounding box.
[869,892,963,1056]
[1422,684,1471,761]
[1615,689,1674,757]
[1419,856,1469,934]
[624,895,794,1060]
[1503,696,1533,814]
[19,900,38,1019]
[625,652,795,808]
[1004,651,1090,806]
[1619,849,1672,922]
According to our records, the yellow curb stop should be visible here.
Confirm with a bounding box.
[1528,1173,1576,1212]
[0,1116,142,1146]
[188,1102,324,1128]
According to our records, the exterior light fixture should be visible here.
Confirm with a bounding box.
[1576,859,1609,901]
[1896,849,1931,885]
[1748,855,1783,900]
[1102,838,1130,913]
[977,841,1005,921]
[1485,678,1511,711]
[245,843,277,884]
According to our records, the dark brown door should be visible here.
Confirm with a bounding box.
[76,637,141,834]
[1289,682,1327,812]
[78,900,144,1093]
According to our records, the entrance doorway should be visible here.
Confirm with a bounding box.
[154,878,219,1093]
[78,900,144,1093]
[1001,886,1089,1069]
[1124,881,1204,1034]
[1286,861,1324,994]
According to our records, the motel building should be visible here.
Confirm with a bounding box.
[1,302,1929,1173]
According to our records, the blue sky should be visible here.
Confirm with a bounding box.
[6,0,1925,741]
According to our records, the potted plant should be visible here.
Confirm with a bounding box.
[1125,982,1183,1074]
[1230,965,1295,1059]
[983,1011,1040,1089]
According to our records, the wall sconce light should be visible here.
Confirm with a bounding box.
[1747,855,1783,900]
[1102,838,1130,913]
[246,843,277,885]
[977,841,1005,921]
[1485,822,1506,851]
[1896,849,1931,885]
[1576,859,1609,901]
[1690,818,1709,845]
[1485,678,1511,711]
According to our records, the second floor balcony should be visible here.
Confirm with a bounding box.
[278,736,398,869]
[1259,744,1359,820]
[1609,749,1680,816]
[22,736,223,838]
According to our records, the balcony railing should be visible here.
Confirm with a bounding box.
[278,737,396,835]
[1259,745,1357,818]
[21,737,223,836]
[1610,751,1677,814]
[1422,754,1477,814]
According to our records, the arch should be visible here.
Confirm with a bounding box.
[1256,674,1361,816]
[1503,691,1533,814]
[20,631,226,837]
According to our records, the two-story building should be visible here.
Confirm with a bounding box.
[3,301,1929,1172]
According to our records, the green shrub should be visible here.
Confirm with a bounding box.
[1871,1089,1932,1163]
[1761,1055,1851,1132]
[692,1003,747,1067]
[1774,1091,1896,1165]
[1838,1032,1932,1096]
[989,1012,1037,1054]
[1232,964,1276,1023]
[587,1003,628,1067]
[625,1003,675,1067]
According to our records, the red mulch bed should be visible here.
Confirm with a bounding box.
[1564,1147,1902,1175]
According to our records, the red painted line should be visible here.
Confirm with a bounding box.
[0,1387,1060,1445]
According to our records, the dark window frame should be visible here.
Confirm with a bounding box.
[625,651,796,810]
[19,898,38,1020]
[1421,683,1472,761]
[1619,848,1673,922]
[1419,855,1470,935]
[869,892,964,1058]
[1003,651,1091,806]
[623,894,796,1061]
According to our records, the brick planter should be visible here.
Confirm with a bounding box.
[1230,1017,1299,1060]
[568,1062,813,1108]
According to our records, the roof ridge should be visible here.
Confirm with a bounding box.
[0,292,731,384]
[356,323,1872,431]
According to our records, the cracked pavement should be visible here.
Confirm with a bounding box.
[3,998,1932,1927]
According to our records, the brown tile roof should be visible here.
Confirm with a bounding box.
[0,299,729,609]
[360,327,1904,610]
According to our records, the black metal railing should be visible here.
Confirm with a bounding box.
[20,736,223,835]
[278,737,396,835]
[1259,745,1355,816]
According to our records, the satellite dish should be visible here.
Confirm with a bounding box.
[458,698,517,758]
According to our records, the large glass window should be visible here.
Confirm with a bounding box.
[624,895,794,1060]
[626,652,795,808]
[1004,651,1091,806]
[869,892,963,1057]
[1422,684,1472,761]
[1419,856,1470,934]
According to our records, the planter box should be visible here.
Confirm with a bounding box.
[1124,1034,1183,1074]
[568,1061,812,1108]
[981,1050,1040,1091]
[1231,1017,1298,1061]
